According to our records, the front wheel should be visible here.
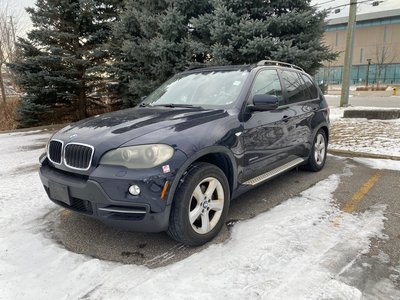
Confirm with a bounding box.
[167,162,230,246]
[305,129,327,172]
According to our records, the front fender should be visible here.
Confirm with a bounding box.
[166,146,238,205]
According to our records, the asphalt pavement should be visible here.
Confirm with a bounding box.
[325,94,400,108]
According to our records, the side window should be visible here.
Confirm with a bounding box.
[250,69,283,105]
[281,70,310,103]
[301,74,319,99]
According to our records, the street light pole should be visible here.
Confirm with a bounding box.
[365,58,372,87]
[340,0,358,107]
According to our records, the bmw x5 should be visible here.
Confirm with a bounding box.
[39,60,329,246]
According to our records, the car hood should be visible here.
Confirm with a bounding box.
[54,107,227,150]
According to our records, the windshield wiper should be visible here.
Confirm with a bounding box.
[152,104,201,109]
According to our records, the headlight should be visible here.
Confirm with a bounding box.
[100,144,174,169]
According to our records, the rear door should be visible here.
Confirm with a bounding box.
[278,70,320,158]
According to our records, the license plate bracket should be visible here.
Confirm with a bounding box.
[49,181,71,205]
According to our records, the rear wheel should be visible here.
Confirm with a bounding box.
[167,162,230,246]
[305,129,327,172]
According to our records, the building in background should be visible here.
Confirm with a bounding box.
[315,9,400,85]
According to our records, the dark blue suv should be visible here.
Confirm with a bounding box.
[39,60,329,246]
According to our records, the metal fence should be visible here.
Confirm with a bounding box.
[315,63,400,85]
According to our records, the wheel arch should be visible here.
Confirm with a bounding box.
[319,125,329,143]
[312,123,329,143]
[166,146,237,205]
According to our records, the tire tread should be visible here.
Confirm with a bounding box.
[304,129,327,172]
[167,162,229,246]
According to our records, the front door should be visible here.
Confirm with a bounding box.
[241,69,294,182]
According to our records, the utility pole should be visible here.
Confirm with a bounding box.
[340,0,357,107]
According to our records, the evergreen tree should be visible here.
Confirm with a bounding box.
[10,0,123,127]
[189,0,337,75]
[110,0,211,107]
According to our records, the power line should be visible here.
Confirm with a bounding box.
[320,0,388,14]
[313,0,336,7]
[327,0,375,11]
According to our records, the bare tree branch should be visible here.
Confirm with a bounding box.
[0,1,20,116]
[374,45,396,87]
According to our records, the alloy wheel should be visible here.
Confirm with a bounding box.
[314,133,326,165]
[188,177,224,234]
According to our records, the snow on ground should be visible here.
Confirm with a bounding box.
[0,131,53,227]
[352,157,400,171]
[329,107,345,121]
[345,107,400,111]
[329,107,400,157]
[0,132,395,299]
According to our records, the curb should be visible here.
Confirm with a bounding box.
[328,149,400,161]
[343,109,400,120]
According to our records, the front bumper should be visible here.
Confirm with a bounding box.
[39,162,172,232]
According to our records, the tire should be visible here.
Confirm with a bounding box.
[305,129,327,172]
[167,162,230,246]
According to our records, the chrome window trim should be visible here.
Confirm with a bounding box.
[63,142,95,171]
[47,139,64,165]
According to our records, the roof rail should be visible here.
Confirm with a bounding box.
[256,60,304,72]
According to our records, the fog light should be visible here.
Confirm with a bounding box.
[129,185,141,196]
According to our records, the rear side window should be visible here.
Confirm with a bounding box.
[301,74,318,99]
[280,70,311,104]
[250,69,283,105]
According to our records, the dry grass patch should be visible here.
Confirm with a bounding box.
[0,99,19,131]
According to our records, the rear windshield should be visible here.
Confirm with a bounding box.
[142,70,250,108]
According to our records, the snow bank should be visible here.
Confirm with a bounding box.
[353,157,400,171]
[328,107,400,157]
[345,106,400,112]
[329,107,344,121]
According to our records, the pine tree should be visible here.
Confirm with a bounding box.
[10,0,123,127]
[109,0,211,107]
[189,0,337,75]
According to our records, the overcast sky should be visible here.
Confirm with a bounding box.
[2,0,400,38]
[0,0,35,36]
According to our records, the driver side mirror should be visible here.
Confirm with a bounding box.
[249,94,279,111]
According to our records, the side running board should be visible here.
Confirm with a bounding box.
[243,158,305,186]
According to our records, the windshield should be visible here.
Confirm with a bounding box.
[142,70,249,108]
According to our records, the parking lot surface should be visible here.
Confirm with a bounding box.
[1,130,399,299]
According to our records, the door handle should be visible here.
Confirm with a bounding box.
[282,115,290,122]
